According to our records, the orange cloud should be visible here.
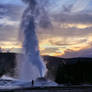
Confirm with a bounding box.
[39,33,92,57]
[0,41,22,51]
[62,23,92,29]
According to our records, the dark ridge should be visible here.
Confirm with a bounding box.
[0,53,16,77]
[43,55,92,84]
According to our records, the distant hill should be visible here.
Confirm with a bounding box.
[43,55,92,63]
[43,55,92,84]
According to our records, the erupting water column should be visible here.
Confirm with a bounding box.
[18,0,46,81]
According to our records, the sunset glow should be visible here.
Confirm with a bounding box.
[63,24,92,29]
[0,0,92,58]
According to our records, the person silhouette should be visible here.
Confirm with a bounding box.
[32,80,34,86]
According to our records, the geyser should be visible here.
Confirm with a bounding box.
[18,0,47,81]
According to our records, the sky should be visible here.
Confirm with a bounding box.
[0,0,92,58]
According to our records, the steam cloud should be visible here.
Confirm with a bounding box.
[18,0,52,81]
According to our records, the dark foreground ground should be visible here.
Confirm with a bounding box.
[1,85,92,92]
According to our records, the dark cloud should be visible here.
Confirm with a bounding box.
[62,27,92,37]
[47,26,92,38]
[62,4,73,13]
[0,25,18,32]
[0,24,20,42]
[39,15,52,29]
[0,4,24,42]
[76,39,88,44]
[0,4,24,21]
[62,47,92,58]
[53,12,92,24]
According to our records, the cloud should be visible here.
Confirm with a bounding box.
[38,28,92,57]
[0,0,24,6]
[39,25,92,38]
[36,7,92,57]
[62,47,92,58]
[0,1,92,56]
[71,0,90,13]
[0,4,24,35]
[0,4,24,50]
[37,10,92,41]
[0,4,24,20]
[0,17,19,26]
[60,27,92,37]
[63,24,92,29]
[53,13,92,24]
[0,26,19,41]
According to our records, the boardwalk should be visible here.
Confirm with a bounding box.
[1,85,92,92]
